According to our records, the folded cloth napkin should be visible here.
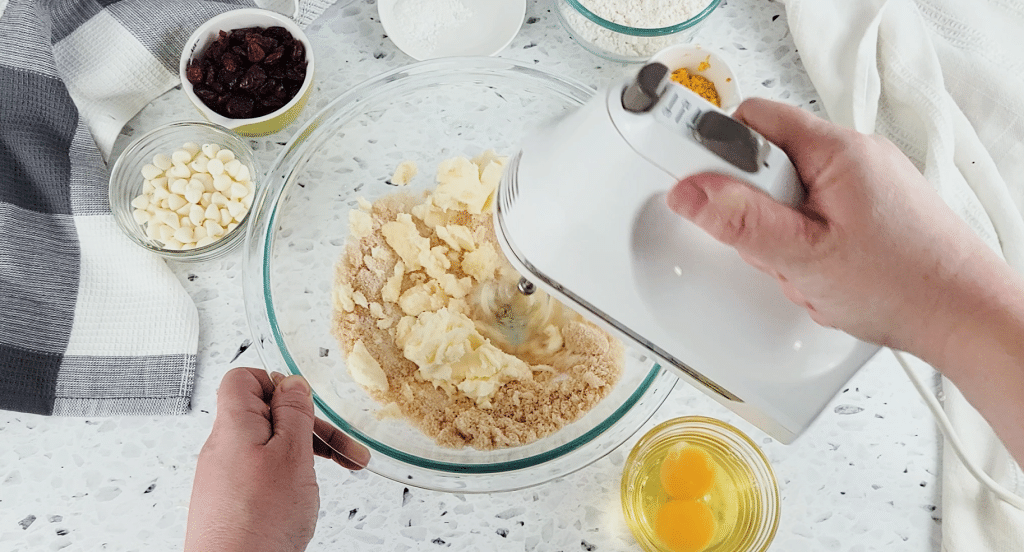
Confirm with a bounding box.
[782,0,1024,549]
[0,0,334,417]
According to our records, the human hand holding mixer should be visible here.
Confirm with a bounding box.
[669,97,1024,469]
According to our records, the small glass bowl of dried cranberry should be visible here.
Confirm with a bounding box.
[179,8,314,136]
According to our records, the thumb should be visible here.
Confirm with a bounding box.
[268,374,316,456]
[666,172,821,265]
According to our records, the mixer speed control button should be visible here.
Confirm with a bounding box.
[692,111,769,173]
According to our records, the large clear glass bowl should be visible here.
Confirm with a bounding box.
[243,57,676,493]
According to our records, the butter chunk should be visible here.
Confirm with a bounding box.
[332,281,356,312]
[398,308,481,372]
[462,242,499,282]
[436,224,475,251]
[348,340,389,392]
[349,209,373,239]
[419,245,451,281]
[471,150,506,173]
[381,261,405,304]
[390,160,417,186]
[437,273,473,299]
[382,213,429,270]
[396,308,532,407]
[352,290,369,308]
[398,280,447,316]
[433,157,493,214]
[411,197,447,228]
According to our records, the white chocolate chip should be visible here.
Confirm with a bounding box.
[213,174,233,192]
[159,224,175,242]
[207,158,224,176]
[226,200,244,219]
[216,149,235,163]
[171,149,193,164]
[229,182,248,200]
[184,181,204,204]
[173,226,194,243]
[166,194,187,212]
[182,142,201,156]
[190,156,209,173]
[131,195,149,210]
[201,143,220,158]
[169,178,188,195]
[152,154,172,170]
[189,205,205,227]
[141,164,162,180]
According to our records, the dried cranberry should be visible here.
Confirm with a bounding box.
[194,87,217,102]
[221,52,239,73]
[225,95,254,118]
[290,41,305,62]
[264,46,284,65]
[186,62,204,85]
[247,42,265,63]
[239,64,266,91]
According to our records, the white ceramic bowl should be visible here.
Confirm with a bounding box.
[378,0,526,60]
[179,8,314,136]
[651,44,742,113]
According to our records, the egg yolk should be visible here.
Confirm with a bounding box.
[659,444,716,500]
[654,499,716,552]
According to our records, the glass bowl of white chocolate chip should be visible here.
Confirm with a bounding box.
[109,120,259,261]
[243,57,678,492]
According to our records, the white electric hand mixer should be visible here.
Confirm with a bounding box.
[494,53,880,443]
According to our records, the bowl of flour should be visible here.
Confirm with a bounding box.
[379,0,527,60]
[556,0,721,63]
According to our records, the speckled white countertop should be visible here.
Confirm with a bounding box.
[0,1,943,550]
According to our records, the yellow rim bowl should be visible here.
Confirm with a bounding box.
[178,8,315,137]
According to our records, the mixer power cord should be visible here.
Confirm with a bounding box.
[892,349,1024,511]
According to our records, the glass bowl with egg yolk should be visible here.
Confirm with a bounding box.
[243,56,678,493]
[620,416,780,552]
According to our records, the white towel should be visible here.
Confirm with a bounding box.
[782,0,1024,549]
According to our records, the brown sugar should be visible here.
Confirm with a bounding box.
[330,156,624,450]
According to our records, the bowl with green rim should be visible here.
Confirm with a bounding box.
[555,0,722,64]
[242,57,676,492]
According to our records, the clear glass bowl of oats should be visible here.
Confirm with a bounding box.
[243,57,677,493]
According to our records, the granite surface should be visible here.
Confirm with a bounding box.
[0,0,943,550]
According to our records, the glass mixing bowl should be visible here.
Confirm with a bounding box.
[243,57,676,492]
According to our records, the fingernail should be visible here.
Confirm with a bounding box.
[708,186,747,212]
[269,371,285,385]
[279,375,311,395]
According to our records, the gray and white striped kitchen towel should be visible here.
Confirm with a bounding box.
[0,0,334,417]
